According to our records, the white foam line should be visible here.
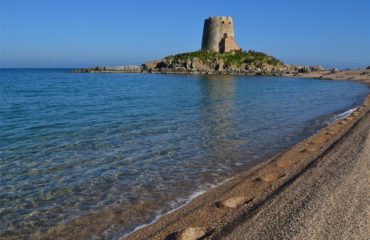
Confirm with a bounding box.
[119,177,234,239]
[330,107,358,123]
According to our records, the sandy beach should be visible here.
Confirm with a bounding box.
[124,69,370,240]
[2,1,369,239]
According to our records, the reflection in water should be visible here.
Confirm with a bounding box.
[1,70,368,239]
[197,75,247,169]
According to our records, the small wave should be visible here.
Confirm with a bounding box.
[329,107,357,123]
[118,190,204,239]
[119,177,234,239]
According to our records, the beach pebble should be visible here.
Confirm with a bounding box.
[220,196,254,208]
[260,172,286,182]
[176,227,207,240]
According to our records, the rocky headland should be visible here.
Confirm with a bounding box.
[74,50,370,81]
[141,50,287,75]
[75,50,335,76]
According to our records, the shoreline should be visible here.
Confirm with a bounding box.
[122,71,370,240]
[23,69,370,239]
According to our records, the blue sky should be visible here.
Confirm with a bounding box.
[0,0,369,68]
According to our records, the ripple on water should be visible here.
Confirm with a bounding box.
[0,69,368,238]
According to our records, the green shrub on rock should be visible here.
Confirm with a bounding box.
[164,50,284,67]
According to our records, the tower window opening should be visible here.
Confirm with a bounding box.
[222,21,225,24]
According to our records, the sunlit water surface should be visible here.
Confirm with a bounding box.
[0,69,368,239]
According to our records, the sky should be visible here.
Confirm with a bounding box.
[0,0,369,69]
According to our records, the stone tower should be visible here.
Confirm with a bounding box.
[201,16,240,53]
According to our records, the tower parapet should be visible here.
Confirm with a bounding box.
[201,16,240,53]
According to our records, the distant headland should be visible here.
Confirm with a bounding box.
[75,16,368,77]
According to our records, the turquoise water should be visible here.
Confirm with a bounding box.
[0,69,368,239]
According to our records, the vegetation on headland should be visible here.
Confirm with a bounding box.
[164,50,284,67]
[77,50,296,75]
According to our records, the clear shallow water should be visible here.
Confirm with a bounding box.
[0,69,368,239]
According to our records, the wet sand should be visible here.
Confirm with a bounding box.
[124,69,370,240]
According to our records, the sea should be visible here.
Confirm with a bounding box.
[0,69,368,239]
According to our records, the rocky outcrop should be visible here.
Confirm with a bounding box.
[75,65,142,73]
[141,56,290,76]
[296,65,327,73]
[330,68,339,73]
[74,51,332,77]
[142,60,161,72]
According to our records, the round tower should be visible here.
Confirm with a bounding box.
[201,16,240,53]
